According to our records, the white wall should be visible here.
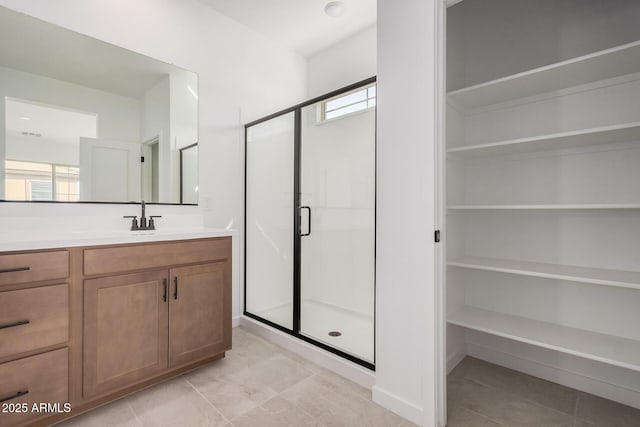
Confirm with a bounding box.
[307,25,376,98]
[0,65,140,141]
[140,76,171,202]
[169,70,199,202]
[0,0,307,322]
[375,0,440,425]
[6,136,78,166]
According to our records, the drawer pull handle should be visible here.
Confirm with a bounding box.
[173,277,178,300]
[0,267,30,274]
[163,279,168,302]
[0,320,30,330]
[0,389,29,403]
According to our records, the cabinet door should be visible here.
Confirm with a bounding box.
[169,262,231,367]
[83,270,169,398]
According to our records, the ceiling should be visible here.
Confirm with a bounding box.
[6,98,97,147]
[0,6,191,99]
[200,0,376,57]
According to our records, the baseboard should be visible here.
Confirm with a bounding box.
[232,315,241,328]
[239,315,376,389]
[467,341,640,410]
[447,349,466,374]
[372,385,424,425]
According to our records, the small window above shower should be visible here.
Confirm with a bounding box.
[320,84,376,122]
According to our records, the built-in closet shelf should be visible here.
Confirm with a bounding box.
[448,306,640,372]
[447,40,640,109]
[447,204,640,211]
[448,257,640,290]
[447,122,640,157]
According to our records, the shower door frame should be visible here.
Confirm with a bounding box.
[243,76,377,371]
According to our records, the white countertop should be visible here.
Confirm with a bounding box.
[0,227,237,252]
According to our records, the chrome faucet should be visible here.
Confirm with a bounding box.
[123,200,162,231]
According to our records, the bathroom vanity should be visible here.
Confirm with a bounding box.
[0,231,233,427]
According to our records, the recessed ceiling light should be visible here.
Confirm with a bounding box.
[19,116,31,120]
[324,1,344,18]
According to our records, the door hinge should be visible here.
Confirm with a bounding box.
[141,156,145,163]
[435,230,441,243]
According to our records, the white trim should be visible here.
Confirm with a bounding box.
[232,315,241,328]
[239,315,375,389]
[372,386,424,425]
[435,0,448,425]
[447,349,466,375]
[467,342,640,410]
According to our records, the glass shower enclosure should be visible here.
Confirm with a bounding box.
[244,79,376,368]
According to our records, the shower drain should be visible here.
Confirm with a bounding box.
[328,331,342,337]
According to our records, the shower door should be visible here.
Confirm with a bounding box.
[245,79,376,368]
[298,92,376,364]
[245,112,296,330]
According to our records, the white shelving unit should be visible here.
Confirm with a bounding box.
[448,40,640,109]
[448,306,640,372]
[448,204,640,210]
[447,256,640,290]
[447,122,640,157]
[445,2,640,409]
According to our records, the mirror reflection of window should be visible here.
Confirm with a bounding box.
[3,97,96,202]
[4,160,79,201]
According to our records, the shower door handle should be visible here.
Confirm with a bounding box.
[300,206,311,237]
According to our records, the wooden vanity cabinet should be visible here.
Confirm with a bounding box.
[0,236,232,427]
[81,237,232,401]
[169,263,231,367]
[83,270,170,398]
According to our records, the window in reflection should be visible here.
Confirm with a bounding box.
[4,160,79,201]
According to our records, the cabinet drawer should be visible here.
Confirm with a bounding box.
[83,237,231,276]
[0,348,68,427]
[0,251,69,288]
[0,284,69,360]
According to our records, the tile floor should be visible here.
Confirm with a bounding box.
[57,326,410,427]
[448,356,640,427]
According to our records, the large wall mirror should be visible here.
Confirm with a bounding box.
[0,6,198,205]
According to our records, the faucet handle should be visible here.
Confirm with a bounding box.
[123,215,139,231]
[148,215,162,230]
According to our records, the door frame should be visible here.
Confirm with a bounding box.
[243,77,377,371]
[179,142,198,204]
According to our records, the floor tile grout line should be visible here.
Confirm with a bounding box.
[457,375,579,419]
[125,399,144,427]
[272,373,339,423]
[224,364,318,423]
[457,405,508,426]
[184,343,313,423]
[183,375,232,425]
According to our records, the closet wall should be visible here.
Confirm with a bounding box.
[445,0,640,409]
